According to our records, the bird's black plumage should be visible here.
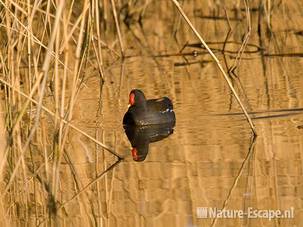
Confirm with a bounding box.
[123,89,176,126]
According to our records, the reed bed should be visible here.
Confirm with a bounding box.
[0,0,125,225]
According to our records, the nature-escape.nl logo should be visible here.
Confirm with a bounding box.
[196,207,294,220]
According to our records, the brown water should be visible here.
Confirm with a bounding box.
[72,56,302,226]
[67,2,303,226]
[68,17,303,227]
[1,0,303,226]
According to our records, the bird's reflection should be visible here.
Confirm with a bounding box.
[124,123,175,161]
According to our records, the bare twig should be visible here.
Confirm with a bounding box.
[171,0,257,135]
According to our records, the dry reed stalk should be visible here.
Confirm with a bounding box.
[263,0,272,30]
[0,91,8,226]
[92,1,106,224]
[50,1,66,205]
[171,0,257,135]
[110,0,125,56]
[92,0,106,81]
[57,2,72,173]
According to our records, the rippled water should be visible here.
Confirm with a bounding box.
[72,7,303,226]
[70,43,303,226]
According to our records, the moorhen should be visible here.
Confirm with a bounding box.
[123,89,176,126]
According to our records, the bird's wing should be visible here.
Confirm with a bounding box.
[146,97,173,112]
